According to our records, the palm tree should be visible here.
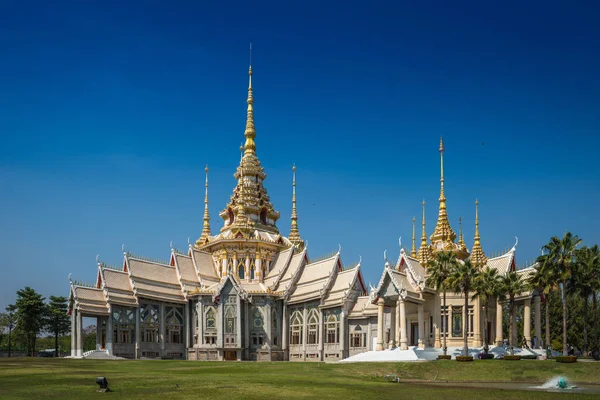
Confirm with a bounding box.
[530,254,557,350]
[542,232,582,355]
[573,245,600,354]
[426,251,458,356]
[448,259,481,357]
[473,267,502,354]
[501,271,526,355]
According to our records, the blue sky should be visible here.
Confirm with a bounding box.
[1,0,599,309]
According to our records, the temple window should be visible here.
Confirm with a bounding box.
[166,306,184,344]
[249,259,256,280]
[441,306,449,336]
[290,310,303,345]
[140,304,160,343]
[451,306,463,337]
[350,325,365,348]
[307,308,319,344]
[204,306,217,345]
[112,307,135,344]
[468,305,474,337]
[271,308,279,347]
[325,312,339,344]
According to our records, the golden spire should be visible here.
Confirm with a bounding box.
[470,199,488,267]
[288,164,302,245]
[243,42,256,156]
[197,165,212,245]
[411,217,417,257]
[430,136,457,246]
[458,216,467,252]
[417,200,433,265]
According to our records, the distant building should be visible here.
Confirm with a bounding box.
[68,59,541,361]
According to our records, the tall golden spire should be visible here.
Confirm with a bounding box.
[470,199,487,267]
[458,216,467,252]
[430,136,457,246]
[288,164,302,245]
[411,217,417,257]
[244,43,256,156]
[417,200,433,265]
[197,165,212,245]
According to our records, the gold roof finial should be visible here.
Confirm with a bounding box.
[243,42,256,156]
[430,136,457,247]
[470,198,487,267]
[411,216,417,257]
[417,200,433,265]
[458,216,467,252]
[197,165,211,244]
[288,164,302,246]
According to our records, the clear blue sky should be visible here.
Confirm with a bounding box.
[1,0,599,309]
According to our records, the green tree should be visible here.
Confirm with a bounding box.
[530,254,558,349]
[448,259,481,357]
[541,232,582,355]
[473,267,502,354]
[571,245,600,353]
[15,287,46,356]
[5,304,17,357]
[500,271,527,355]
[426,251,458,356]
[44,296,70,357]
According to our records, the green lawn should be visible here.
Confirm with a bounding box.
[0,358,598,399]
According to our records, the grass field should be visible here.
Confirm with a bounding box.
[1,358,599,399]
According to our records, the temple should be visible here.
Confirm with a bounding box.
[68,57,541,361]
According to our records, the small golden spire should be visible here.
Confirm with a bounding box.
[243,42,256,156]
[470,199,487,267]
[417,200,433,265]
[430,136,457,246]
[458,216,467,252]
[411,217,417,257]
[198,165,211,244]
[288,164,302,245]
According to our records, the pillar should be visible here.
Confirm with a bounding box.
[135,307,141,359]
[233,255,238,278]
[434,295,441,348]
[71,309,77,357]
[256,258,263,282]
[265,299,272,359]
[473,298,481,347]
[184,302,190,349]
[160,303,166,357]
[388,306,396,349]
[376,299,384,351]
[318,309,324,357]
[340,311,346,359]
[221,258,227,277]
[236,296,242,359]
[395,303,401,346]
[511,303,517,347]
[282,305,288,360]
[534,295,542,349]
[77,311,83,357]
[417,303,425,349]
[399,299,408,350]
[495,300,503,346]
[245,258,251,281]
[523,298,531,347]
[106,308,113,355]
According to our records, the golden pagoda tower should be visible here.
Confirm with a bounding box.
[458,216,467,253]
[196,165,211,245]
[470,199,488,267]
[218,48,281,235]
[288,164,304,248]
[417,200,433,265]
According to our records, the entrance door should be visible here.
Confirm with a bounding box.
[224,351,237,361]
[410,323,419,346]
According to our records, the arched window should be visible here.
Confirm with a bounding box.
[307,308,319,344]
[350,324,365,348]
[271,308,279,347]
[325,312,339,344]
[204,306,217,345]
[238,264,245,279]
[166,306,183,344]
[290,309,304,345]
[249,259,256,280]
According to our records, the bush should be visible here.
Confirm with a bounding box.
[456,356,473,362]
[503,355,521,360]
[478,354,495,360]
[437,355,452,360]
[555,356,577,363]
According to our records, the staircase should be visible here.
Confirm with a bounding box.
[82,350,125,360]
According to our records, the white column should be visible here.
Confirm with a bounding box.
[302,304,307,359]
[318,309,324,356]
[524,298,531,347]
[221,258,227,277]
[236,296,242,357]
[77,311,83,357]
[376,299,384,351]
[511,303,517,347]
[282,305,288,360]
[399,299,408,350]
[106,308,113,355]
[473,298,481,347]
[96,318,101,350]
[135,307,141,359]
[184,302,190,350]
[71,309,76,357]
[160,303,166,357]
[256,258,263,282]
[395,304,401,346]
[434,295,441,348]
[495,300,503,346]
[245,258,251,281]
[339,311,346,359]
[534,295,542,349]
[266,300,272,359]
[233,256,239,278]
[388,306,396,349]
[418,303,425,349]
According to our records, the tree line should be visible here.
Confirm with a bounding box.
[426,232,599,358]
[0,287,71,357]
